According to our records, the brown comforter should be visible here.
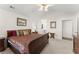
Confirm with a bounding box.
[8,33,43,54]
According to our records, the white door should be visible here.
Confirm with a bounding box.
[62,20,73,39]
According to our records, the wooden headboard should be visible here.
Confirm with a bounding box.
[7,29,31,37]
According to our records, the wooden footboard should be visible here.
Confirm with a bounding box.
[29,33,49,54]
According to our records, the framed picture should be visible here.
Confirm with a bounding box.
[17,17,26,26]
[50,21,56,28]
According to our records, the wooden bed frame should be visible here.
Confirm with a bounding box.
[7,29,49,54]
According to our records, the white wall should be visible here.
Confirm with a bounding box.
[56,16,77,40]
[77,17,79,35]
[76,13,79,35]
[35,15,77,40]
[0,8,77,40]
[55,16,77,40]
[0,9,31,37]
[28,11,77,40]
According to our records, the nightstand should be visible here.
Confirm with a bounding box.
[0,38,5,52]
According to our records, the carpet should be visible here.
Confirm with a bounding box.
[0,38,73,54]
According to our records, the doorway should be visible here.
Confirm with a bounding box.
[62,20,73,40]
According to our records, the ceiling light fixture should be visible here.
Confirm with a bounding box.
[38,4,54,11]
[39,4,48,11]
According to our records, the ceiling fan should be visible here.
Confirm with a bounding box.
[38,4,54,11]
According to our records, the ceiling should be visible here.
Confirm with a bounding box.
[0,4,79,16]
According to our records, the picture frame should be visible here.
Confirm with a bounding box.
[17,17,26,26]
[50,21,56,28]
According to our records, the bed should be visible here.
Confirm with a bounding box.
[7,29,49,54]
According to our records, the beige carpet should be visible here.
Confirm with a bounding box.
[0,38,73,54]
[41,39,73,54]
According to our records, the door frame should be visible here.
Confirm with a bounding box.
[62,20,73,40]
